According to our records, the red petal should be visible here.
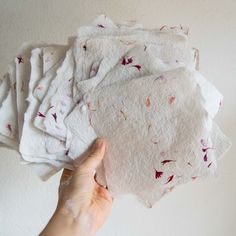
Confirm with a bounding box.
[132,64,141,71]
[165,175,174,184]
[37,112,46,118]
[155,170,163,179]
[202,147,212,152]
[161,160,176,165]
[122,57,133,65]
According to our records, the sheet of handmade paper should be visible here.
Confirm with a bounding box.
[65,67,231,206]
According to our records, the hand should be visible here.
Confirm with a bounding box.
[40,138,113,236]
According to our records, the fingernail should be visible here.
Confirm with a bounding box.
[93,138,104,149]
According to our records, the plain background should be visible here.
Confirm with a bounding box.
[0,0,235,235]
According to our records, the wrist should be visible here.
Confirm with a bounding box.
[40,207,96,236]
[39,210,75,236]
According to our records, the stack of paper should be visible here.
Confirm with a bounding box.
[0,15,231,206]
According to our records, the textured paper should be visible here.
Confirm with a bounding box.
[20,47,71,164]
[17,44,76,176]
[0,15,231,206]
[0,62,18,148]
[34,48,75,141]
[65,67,231,205]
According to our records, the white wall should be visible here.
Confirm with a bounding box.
[0,1,235,235]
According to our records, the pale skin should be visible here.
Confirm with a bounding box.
[40,138,113,236]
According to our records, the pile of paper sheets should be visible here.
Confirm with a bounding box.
[0,15,231,206]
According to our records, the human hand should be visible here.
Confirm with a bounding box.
[40,138,113,236]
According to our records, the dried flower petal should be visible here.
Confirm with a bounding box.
[208,162,212,168]
[7,124,12,132]
[155,170,163,179]
[168,96,176,104]
[200,139,207,147]
[146,97,151,108]
[97,24,105,28]
[120,109,127,120]
[122,57,133,65]
[37,85,43,90]
[160,25,167,31]
[161,160,176,165]
[17,56,24,64]
[165,175,174,184]
[154,75,165,81]
[52,113,57,122]
[202,147,212,152]
[132,64,141,71]
[151,139,158,144]
[37,112,46,118]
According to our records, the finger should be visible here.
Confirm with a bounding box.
[76,138,106,174]
[60,168,73,184]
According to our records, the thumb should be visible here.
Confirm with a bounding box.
[76,138,106,175]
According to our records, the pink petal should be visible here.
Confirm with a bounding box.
[168,96,176,104]
[160,25,167,31]
[145,97,151,108]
